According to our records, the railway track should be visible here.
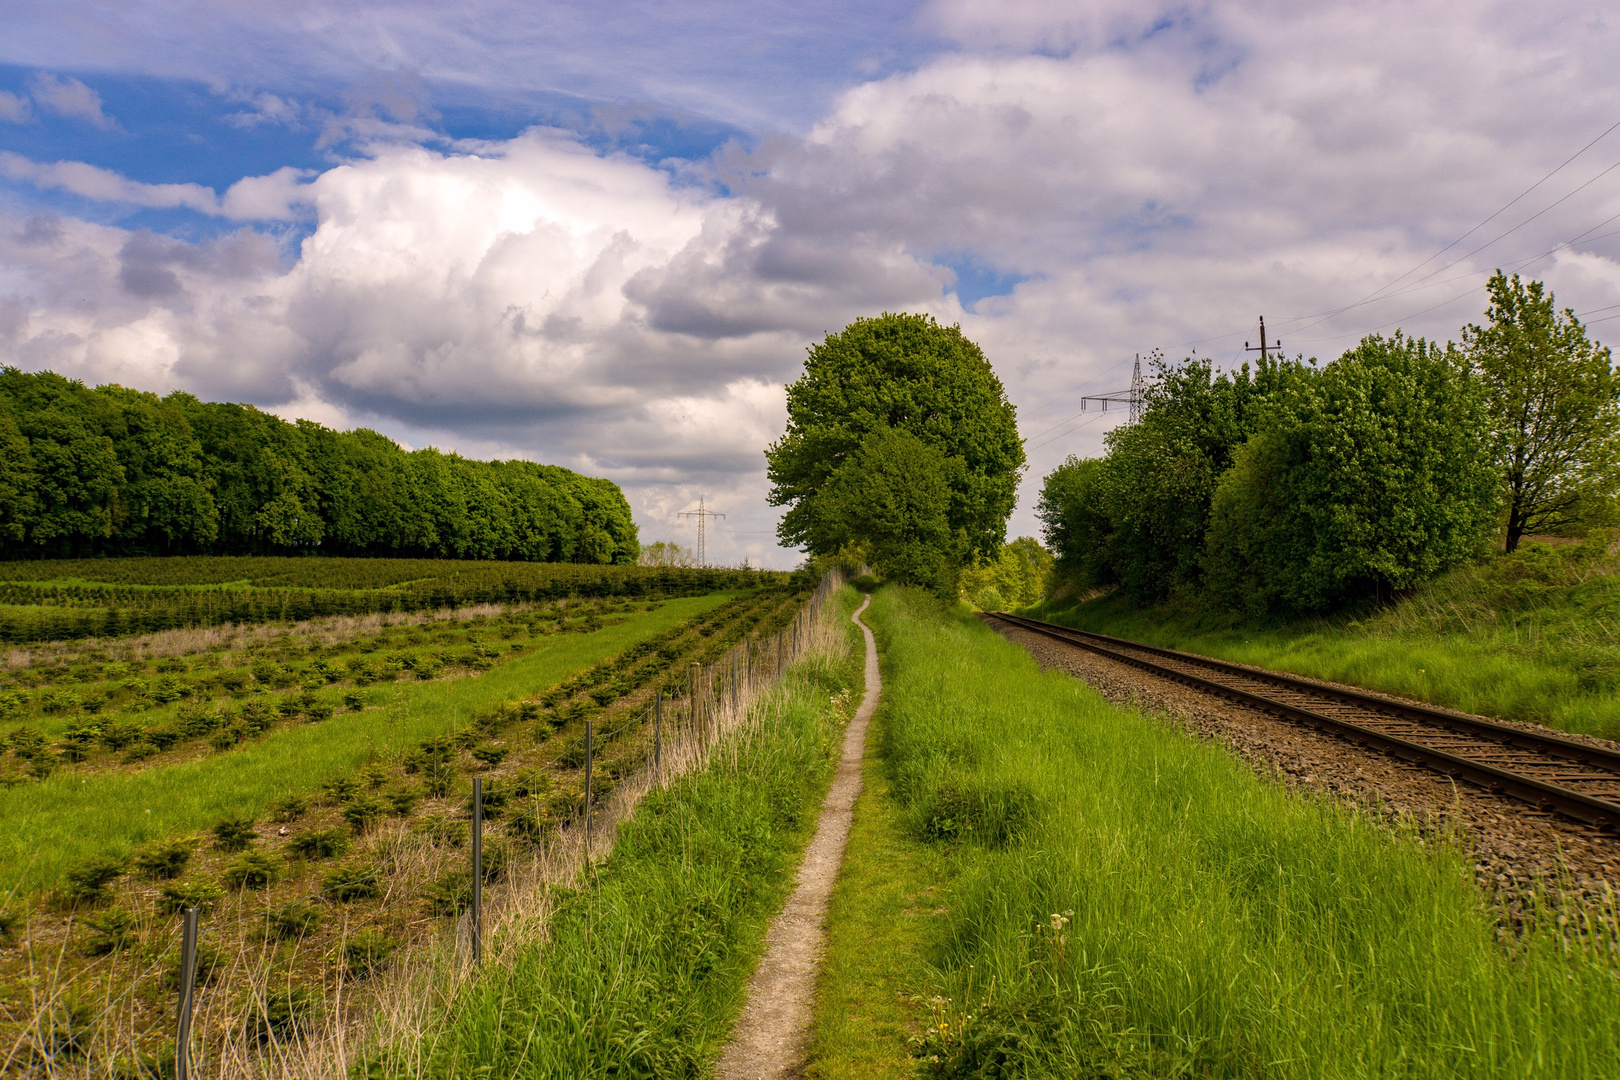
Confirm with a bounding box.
[988,612,1620,832]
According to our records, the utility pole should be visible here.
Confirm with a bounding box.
[1080,353,1144,423]
[1245,316,1280,362]
[678,496,725,567]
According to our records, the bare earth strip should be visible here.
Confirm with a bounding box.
[715,594,882,1080]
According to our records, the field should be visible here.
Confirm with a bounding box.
[1033,534,1620,740]
[810,587,1620,1078]
[0,556,820,1073]
[0,557,779,644]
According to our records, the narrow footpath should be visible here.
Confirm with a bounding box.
[715,593,882,1080]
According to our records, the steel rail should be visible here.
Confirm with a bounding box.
[988,612,1620,831]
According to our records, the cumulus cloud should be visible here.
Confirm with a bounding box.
[5,0,1620,561]
[26,72,115,129]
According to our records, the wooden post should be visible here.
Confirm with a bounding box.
[583,719,593,858]
[654,691,663,776]
[689,661,702,740]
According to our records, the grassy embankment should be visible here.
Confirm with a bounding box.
[378,586,866,1078]
[0,593,733,896]
[1033,535,1620,740]
[811,587,1620,1079]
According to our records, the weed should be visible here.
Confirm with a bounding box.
[158,879,223,914]
[62,854,129,906]
[344,929,398,978]
[288,827,349,861]
[223,850,281,890]
[132,838,195,880]
[321,862,381,902]
[212,815,258,852]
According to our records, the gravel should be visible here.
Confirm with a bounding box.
[991,620,1620,922]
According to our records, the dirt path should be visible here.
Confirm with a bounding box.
[715,593,881,1080]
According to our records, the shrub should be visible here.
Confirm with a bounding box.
[288,827,349,861]
[132,838,195,880]
[223,851,282,890]
[62,854,129,905]
[265,902,322,941]
[387,787,420,816]
[321,863,381,903]
[81,907,139,956]
[343,796,385,836]
[344,930,398,978]
[158,879,223,914]
[323,777,360,804]
[470,743,508,768]
[213,815,258,852]
[508,804,554,847]
[271,794,308,822]
[247,984,319,1045]
[422,759,456,798]
[422,868,471,916]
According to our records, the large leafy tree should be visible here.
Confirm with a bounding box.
[1204,333,1499,614]
[1462,272,1620,552]
[767,313,1023,579]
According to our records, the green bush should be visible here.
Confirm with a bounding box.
[212,816,258,852]
[266,902,322,941]
[132,839,195,880]
[157,879,223,914]
[62,854,129,905]
[223,851,281,890]
[322,863,381,903]
[288,827,349,861]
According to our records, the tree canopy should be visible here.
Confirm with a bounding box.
[766,313,1023,590]
[0,368,638,563]
[1462,272,1620,552]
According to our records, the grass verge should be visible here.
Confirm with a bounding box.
[814,585,1620,1079]
[0,593,733,895]
[385,587,865,1079]
[1034,536,1620,739]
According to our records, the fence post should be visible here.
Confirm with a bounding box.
[689,661,702,741]
[654,691,663,777]
[175,907,199,1080]
[472,776,483,965]
[776,629,783,675]
[731,650,739,715]
[584,719,594,859]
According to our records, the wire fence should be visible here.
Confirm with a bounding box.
[30,568,851,1080]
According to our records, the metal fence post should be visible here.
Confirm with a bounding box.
[472,776,483,965]
[731,651,739,715]
[654,692,663,777]
[583,718,594,858]
[175,906,198,1080]
[688,661,702,741]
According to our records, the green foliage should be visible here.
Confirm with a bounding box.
[222,850,281,890]
[61,854,128,905]
[344,929,398,978]
[266,901,323,941]
[767,313,1024,575]
[958,537,1052,610]
[1463,272,1620,551]
[212,815,258,852]
[157,879,222,914]
[288,827,350,861]
[247,984,319,1044]
[808,427,959,595]
[1206,333,1499,614]
[322,862,382,902]
[0,368,639,563]
[81,907,139,956]
[131,839,194,880]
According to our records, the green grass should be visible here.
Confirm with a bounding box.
[386,588,865,1079]
[1034,536,1620,739]
[0,593,734,896]
[820,586,1620,1079]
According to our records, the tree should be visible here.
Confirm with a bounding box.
[766,313,1024,573]
[1204,333,1499,614]
[808,427,956,594]
[1462,272,1620,552]
[1036,456,1114,591]
[958,536,1053,610]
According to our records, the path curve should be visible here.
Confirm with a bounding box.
[715,593,881,1080]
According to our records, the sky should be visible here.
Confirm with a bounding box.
[3,0,1619,568]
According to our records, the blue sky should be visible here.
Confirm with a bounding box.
[3,1,1619,565]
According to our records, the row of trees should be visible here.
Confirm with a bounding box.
[766,313,1026,595]
[0,369,639,563]
[1039,273,1620,616]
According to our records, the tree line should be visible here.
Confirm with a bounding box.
[0,369,639,563]
[1039,273,1620,616]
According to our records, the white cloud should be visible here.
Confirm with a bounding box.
[26,72,115,129]
[0,153,315,221]
[0,91,30,123]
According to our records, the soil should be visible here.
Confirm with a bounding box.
[714,595,882,1080]
[991,620,1620,923]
